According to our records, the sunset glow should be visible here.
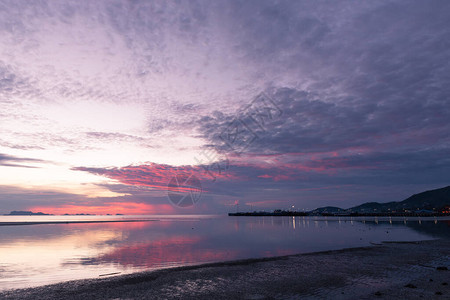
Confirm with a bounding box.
[1,0,449,214]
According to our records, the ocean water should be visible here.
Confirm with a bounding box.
[0,215,448,290]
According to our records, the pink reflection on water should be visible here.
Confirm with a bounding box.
[94,235,239,268]
[0,216,447,291]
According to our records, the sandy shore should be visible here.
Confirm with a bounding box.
[1,239,449,299]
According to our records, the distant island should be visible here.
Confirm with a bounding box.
[63,213,96,216]
[230,185,450,217]
[5,211,52,216]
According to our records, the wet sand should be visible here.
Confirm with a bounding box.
[1,239,449,299]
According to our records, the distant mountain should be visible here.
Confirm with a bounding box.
[349,201,397,213]
[5,211,51,216]
[349,186,450,213]
[396,186,450,210]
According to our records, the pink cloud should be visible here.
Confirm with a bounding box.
[73,162,238,191]
[257,174,272,179]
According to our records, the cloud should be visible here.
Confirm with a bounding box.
[73,162,237,191]
[195,80,450,190]
[0,153,45,168]
[1,0,450,212]
[0,183,178,215]
[0,184,88,213]
[0,62,32,95]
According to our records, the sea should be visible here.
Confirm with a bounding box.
[0,214,448,290]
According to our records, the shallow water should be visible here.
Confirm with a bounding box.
[0,215,448,290]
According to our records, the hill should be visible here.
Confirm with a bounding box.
[349,186,450,213]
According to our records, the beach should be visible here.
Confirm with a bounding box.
[1,239,448,299]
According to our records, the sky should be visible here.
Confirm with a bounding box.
[0,0,449,214]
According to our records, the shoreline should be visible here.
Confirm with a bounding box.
[1,239,449,299]
[2,215,448,227]
[0,219,157,226]
[229,212,449,217]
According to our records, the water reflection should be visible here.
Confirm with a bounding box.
[0,216,448,290]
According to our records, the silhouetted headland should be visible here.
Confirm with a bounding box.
[230,185,450,217]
